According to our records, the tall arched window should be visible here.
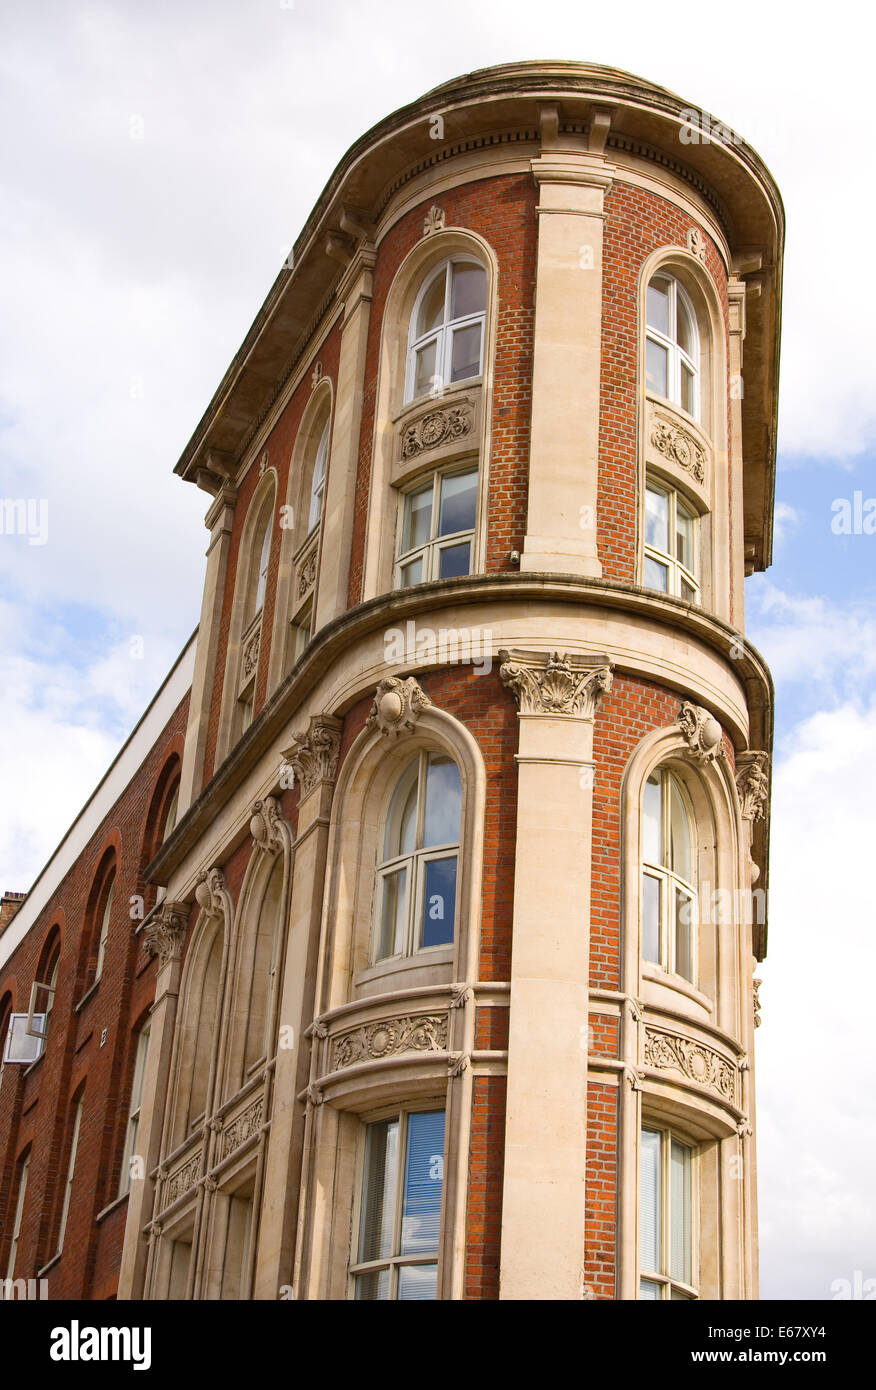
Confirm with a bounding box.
[405,258,486,402]
[646,274,700,419]
[641,768,696,981]
[373,751,462,962]
[307,418,331,533]
[253,519,271,616]
[94,871,116,985]
[187,927,222,1132]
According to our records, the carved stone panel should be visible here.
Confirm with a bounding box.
[220,1096,264,1160]
[645,401,711,501]
[331,1013,449,1071]
[162,1152,201,1210]
[643,1026,737,1104]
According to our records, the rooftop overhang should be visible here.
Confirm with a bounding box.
[175,60,783,571]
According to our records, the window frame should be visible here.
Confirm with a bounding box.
[4,1149,30,1283]
[645,273,700,421]
[643,477,701,604]
[93,875,115,985]
[639,1121,699,1300]
[348,1104,447,1300]
[404,257,486,404]
[307,417,331,534]
[641,767,698,984]
[119,1022,151,1197]
[393,463,479,590]
[57,1096,83,1255]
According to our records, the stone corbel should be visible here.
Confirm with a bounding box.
[588,106,613,154]
[249,795,290,855]
[499,649,613,719]
[736,751,770,822]
[195,448,236,497]
[194,866,232,921]
[142,900,189,967]
[366,677,431,739]
[325,231,355,268]
[281,714,342,796]
[753,978,762,1029]
[675,700,726,765]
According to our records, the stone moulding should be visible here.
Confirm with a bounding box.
[220,1096,264,1160]
[499,649,613,718]
[401,402,473,459]
[330,1013,449,1071]
[643,1026,736,1104]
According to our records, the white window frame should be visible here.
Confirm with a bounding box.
[348,1105,446,1300]
[645,274,700,420]
[57,1098,83,1255]
[307,418,331,533]
[3,1012,47,1065]
[156,785,180,906]
[253,514,272,616]
[404,257,486,404]
[94,877,115,985]
[639,1122,698,1300]
[394,464,478,590]
[119,1023,151,1197]
[643,478,700,604]
[641,768,698,983]
[4,1151,30,1284]
[372,751,460,965]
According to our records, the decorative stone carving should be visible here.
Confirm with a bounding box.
[142,901,189,966]
[450,982,471,1010]
[304,1018,327,1040]
[401,403,473,459]
[423,205,445,236]
[737,1119,753,1139]
[258,449,269,478]
[676,700,724,764]
[194,866,228,917]
[447,1052,469,1077]
[297,548,318,598]
[623,1065,645,1091]
[687,227,707,263]
[736,751,770,822]
[644,1027,736,1104]
[204,1177,218,1193]
[311,361,323,389]
[249,796,287,854]
[367,676,431,738]
[147,1222,163,1242]
[331,1014,449,1071]
[221,1097,264,1159]
[499,649,613,719]
[305,1083,323,1107]
[753,978,762,1029]
[650,411,706,483]
[162,1153,201,1209]
[242,625,261,681]
[283,717,342,795]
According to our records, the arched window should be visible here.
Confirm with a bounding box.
[94,872,116,985]
[187,927,222,1132]
[641,768,696,982]
[253,519,271,616]
[373,751,462,962]
[119,1020,151,1196]
[405,258,486,402]
[307,418,330,533]
[646,274,700,419]
[644,477,700,603]
[155,777,180,907]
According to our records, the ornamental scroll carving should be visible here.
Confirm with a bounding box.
[367,677,431,739]
[249,796,288,855]
[643,1026,736,1104]
[423,205,446,236]
[736,751,770,822]
[401,404,473,459]
[162,1153,201,1210]
[676,700,725,764]
[242,624,261,681]
[283,717,342,795]
[650,412,706,484]
[221,1096,263,1160]
[143,901,189,966]
[499,649,613,719]
[194,866,229,919]
[687,227,708,263]
[297,548,317,599]
[331,1013,449,1071]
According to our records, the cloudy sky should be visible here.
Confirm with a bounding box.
[1,0,873,1301]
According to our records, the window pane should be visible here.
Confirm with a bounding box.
[639,1278,662,1300]
[646,278,670,335]
[421,856,457,948]
[377,868,407,959]
[643,556,668,592]
[438,469,478,537]
[399,557,423,589]
[385,763,419,859]
[354,1268,391,1301]
[670,1139,692,1285]
[675,502,695,571]
[642,774,662,865]
[642,873,661,963]
[644,486,669,552]
[358,1119,399,1263]
[414,339,439,397]
[398,1263,438,1300]
[681,363,696,416]
[674,888,693,982]
[451,262,486,319]
[438,541,470,580]
[639,1128,661,1273]
[417,270,447,337]
[449,323,481,382]
[403,485,433,552]
[400,1110,445,1256]
[645,337,668,397]
[669,777,692,881]
[423,755,462,847]
[677,295,696,357]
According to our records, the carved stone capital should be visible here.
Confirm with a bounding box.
[499,649,613,719]
[367,677,431,738]
[676,700,725,764]
[282,716,342,795]
[143,901,189,966]
[736,751,770,822]
[194,866,228,918]
[249,796,288,854]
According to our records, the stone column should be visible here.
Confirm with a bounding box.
[253,714,341,1300]
[117,901,190,1300]
[520,112,614,579]
[498,650,613,1299]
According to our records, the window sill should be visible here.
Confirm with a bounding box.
[354,947,454,995]
[75,980,100,1013]
[96,1190,130,1225]
[37,1252,62,1279]
[641,962,713,1013]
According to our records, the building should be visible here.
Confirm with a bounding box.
[0,60,783,1301]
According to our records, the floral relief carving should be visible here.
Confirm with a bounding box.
[644,1026,736,1104]
[331,1013,449,1071]
[242,624,261,681]
[676,700,725,764]
[297,548,317,599]
[736,751,770,822]
[650,411,706,484]
[283,717,342,794]
[422,205,446,237]
[401,404,473,459]
[142,901,189,966]
[687,227,707,263]
[367,676,431,738]
[162,1153,201,1210]
[499,649,613,719]
[221,1096,264,1159]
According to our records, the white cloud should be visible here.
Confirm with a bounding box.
[748,583,876,704]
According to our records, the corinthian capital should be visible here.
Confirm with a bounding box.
[735,751,770,821]
[498,649,613,719]
[143,901,189,966]
[282,715,342,795]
